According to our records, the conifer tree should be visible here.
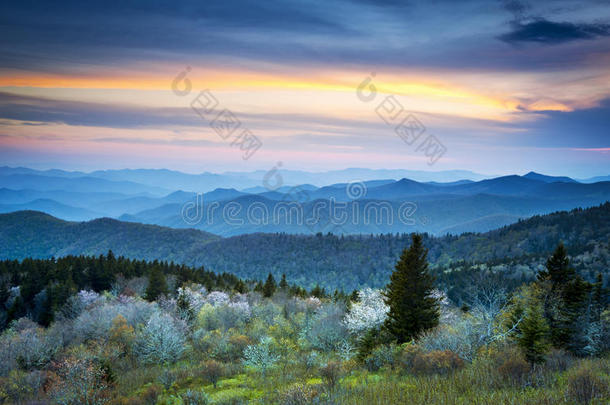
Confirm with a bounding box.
[537,243,574,287]
[234,279,248,294]
[145,266,168,301]
[262,273,276,298]
[538,243,592,353]
[279,274,289,290]
[176,290,195,323]
[517,300,550,365]
[310,284,326,298]
[384,233,439,343]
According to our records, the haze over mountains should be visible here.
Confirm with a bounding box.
[1,166,609,235]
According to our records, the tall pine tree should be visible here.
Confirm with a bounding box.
[145,266,168,301]
[262,273,277,298]
[517,299,550,365]
[537,243,592,354]
[279,274,289,290]
[537,243,574,287]
[384,233,439,343]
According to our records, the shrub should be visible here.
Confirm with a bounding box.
[181,389,211,405]
[497,355,530,386]
[157,368,176,390]
[545,348,573,372]
[356,327,393,361]
[138,384,162,405]
[0,370,46,403]
[304,303,349,351]
[411,350,464,375]
[280,383,319,405]
[363,344,400,372]
[47,357,112,405]
[397,343,421,372]
[228,334,251,360]
[320,361,343,391]
[565,363,609,404]
[418,317,478,362]
[193,329,230,360]
[200,359,224,388]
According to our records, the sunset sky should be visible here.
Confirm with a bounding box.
[1,0,609,177]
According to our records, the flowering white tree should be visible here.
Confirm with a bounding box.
[343,288,389,334]
[134,312,186,364]
[78,290,101,308]
[243,336,278,379]
[205,291,230,307]
[73,299,156,342]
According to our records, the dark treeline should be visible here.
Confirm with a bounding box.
[0,252,349,331]
[0,252,249,328]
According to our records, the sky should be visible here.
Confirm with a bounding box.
[0,0,609,178]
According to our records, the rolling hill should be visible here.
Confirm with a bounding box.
[2,203,608,290]
[0,211,219,262]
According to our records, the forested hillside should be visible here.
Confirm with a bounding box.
[0,210,218,261]
[2,204,608,291]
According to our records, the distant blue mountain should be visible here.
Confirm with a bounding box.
[0,174,169,195]
[1,168,609,235]
[580,175,610,183]
[523,171,577,183]
[0,199,101,221]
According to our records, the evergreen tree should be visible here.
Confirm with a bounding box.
[517,300,550,365]
[279,274,289,290]
[384,233,439,343]
[561,277,592,355]
[537,243,574,287]
[262,273,276,298]
[310,284,326,298]
[234,279,248,294]
[176,290,195,323]
[537,243,592,354]
[145,266,168,301]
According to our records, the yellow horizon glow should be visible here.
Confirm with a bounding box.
[1,64,608,125]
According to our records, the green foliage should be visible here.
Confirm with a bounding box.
[263,273,277,298]
[410,350,464,375]
[356,327,393,362]
[4,203,610,293]
[537,243,597,355]
[537,242,574,285]
[516,299,550,365]
[144,266,168,301]
[180,389,211,405]
[565,362,610,404]
[384,234,439,343]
